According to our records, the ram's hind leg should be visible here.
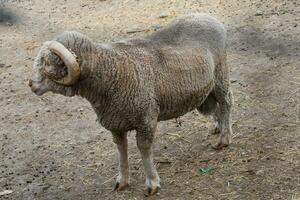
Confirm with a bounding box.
[212,87,233,149]
[197,93,221,135]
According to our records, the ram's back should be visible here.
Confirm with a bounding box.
[147,13,226,52]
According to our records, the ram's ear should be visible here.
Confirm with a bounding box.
[44,65,68,80]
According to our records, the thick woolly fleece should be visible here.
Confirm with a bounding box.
[33,14,227,132]
[31,13,233,194]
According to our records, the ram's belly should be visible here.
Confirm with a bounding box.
[157,79,214,121]
[150,46,215,121]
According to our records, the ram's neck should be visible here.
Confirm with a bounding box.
[74,45,120,107]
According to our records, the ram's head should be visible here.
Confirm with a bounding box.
[29,41,80,96]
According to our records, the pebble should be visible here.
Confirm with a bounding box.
[255,10,263,16]
[158,12,169,19]
[150,25,162,31]
[230,78,238,83]
[256,169,264,175]
[0,190,13,196]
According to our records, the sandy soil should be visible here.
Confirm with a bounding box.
[0,0,299,199]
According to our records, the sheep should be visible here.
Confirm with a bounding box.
[29,13,233,195]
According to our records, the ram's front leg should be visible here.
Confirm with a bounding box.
[112,132,129,191]
[136,119,160,195]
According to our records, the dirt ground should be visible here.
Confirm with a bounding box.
[0,0,299,199]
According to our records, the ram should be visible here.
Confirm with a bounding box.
[29,13,233,195]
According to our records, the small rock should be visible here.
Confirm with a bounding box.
[158,12,169,19]
[255,10,263,16]
[150,25,162,31]
[256,169,264,175]
[230,78,238,83]
[264,145,273,149]
[0,190,13,196]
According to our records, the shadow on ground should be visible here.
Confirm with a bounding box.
[0,7,18,25]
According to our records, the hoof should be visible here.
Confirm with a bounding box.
[145,186,160,196]
[113,181,129,191]
[212,141,229,150]
[212,135,231,150]
[144,177,160,196]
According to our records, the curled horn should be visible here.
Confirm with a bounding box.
[45,41,80,85]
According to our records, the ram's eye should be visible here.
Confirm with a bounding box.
[59,66,68,77]
[43,59,50,66]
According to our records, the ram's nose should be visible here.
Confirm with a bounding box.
[28,79,33,87]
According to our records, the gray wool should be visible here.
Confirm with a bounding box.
[30,13,234,192]
[32,13,230,133]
